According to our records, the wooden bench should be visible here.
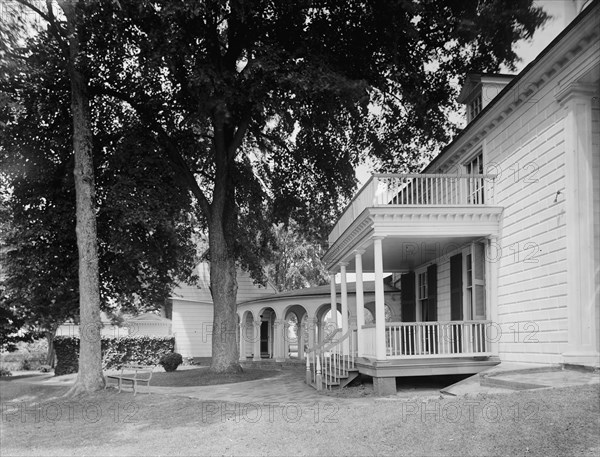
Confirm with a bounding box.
[105,364,155,395]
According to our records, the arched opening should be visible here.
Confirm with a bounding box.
[315,303,342,343]
[364,302,393,324]
[258,307,277,358]
[283,304,308,360]
[364,308,375,325]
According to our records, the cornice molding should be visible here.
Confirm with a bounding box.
[556,81,599,105]
[431,14,600,172]
[323,206,503,267]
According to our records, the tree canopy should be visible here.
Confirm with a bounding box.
[0,0,548,374]
[0,29,198,350]
[267,221,329,292]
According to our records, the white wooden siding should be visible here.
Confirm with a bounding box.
[171,300,214,357]
[593,105,600,319]
[460,66,575,364]
[169,263,277,358]
[436,259,451,322]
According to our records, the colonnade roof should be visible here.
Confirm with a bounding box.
[238,276,399,306]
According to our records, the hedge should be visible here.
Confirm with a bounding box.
[53,335,176,376]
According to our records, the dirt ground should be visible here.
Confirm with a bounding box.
[1,374,599,456]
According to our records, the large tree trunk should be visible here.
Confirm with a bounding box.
[60,0,104,394]
[209,218,241,373]
[45,326,57,367]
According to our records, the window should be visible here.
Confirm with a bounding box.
[469,93,482,121]
[417,270,429,320]
[466,152,484,204]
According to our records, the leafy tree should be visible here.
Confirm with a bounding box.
[79,0,546,372]
[0,7,197,380]
[2,0,548,374]
[267,221,328,292]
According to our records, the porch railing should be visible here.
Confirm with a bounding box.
[361,321,492,359]
[361,326,376,358]
[330,173,497,245]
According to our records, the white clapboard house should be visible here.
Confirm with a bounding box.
[295,2,599,394]
[171,2,598,394]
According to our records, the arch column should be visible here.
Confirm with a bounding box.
[298,314,306,361]
[253,319,262,361]
[306,316,317,351]
[238,316,245,362]
[274,318,285,362]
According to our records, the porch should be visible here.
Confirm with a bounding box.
[307,173,504,393]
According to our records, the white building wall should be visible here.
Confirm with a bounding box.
[593,104,600,354]
[171,300,213,358]
[436,257,451,322]
[470,66,578,364]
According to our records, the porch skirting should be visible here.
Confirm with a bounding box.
[355,356,500,378]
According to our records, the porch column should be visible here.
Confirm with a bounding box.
[355,249,365,357]
[253,319,262,361]
[340,263,349,334]
[558,83,600,367]
[274,318,285,362]
[487,236,500,357]
[374,237,387,361]
[329,272,337,326]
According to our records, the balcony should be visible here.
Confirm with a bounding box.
[329,174,498,246]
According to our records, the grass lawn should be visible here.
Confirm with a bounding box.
[1,378,598,456]
[149,367,281,387]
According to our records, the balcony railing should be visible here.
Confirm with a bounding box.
[329,173,497,245]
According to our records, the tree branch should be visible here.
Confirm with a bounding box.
[227,115,250,160]
[91,84,213,220]
[14,0,69,57]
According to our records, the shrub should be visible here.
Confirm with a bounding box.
[54,336,80,376]
[159,352,183,372]
[0,367,12,377]
[54,335,176,376]
[0,339,48,371]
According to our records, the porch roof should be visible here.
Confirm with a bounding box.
[324,205,503,271]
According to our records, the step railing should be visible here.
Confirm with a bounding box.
[304,327,341,387]
[306,327,357,390]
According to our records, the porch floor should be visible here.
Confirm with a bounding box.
[356,356,500,378]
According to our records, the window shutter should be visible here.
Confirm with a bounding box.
[450,254,463,321]
[400,271,416,322]
[426,264,437,321]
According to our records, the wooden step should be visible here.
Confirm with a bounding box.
[320,368,360,389]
